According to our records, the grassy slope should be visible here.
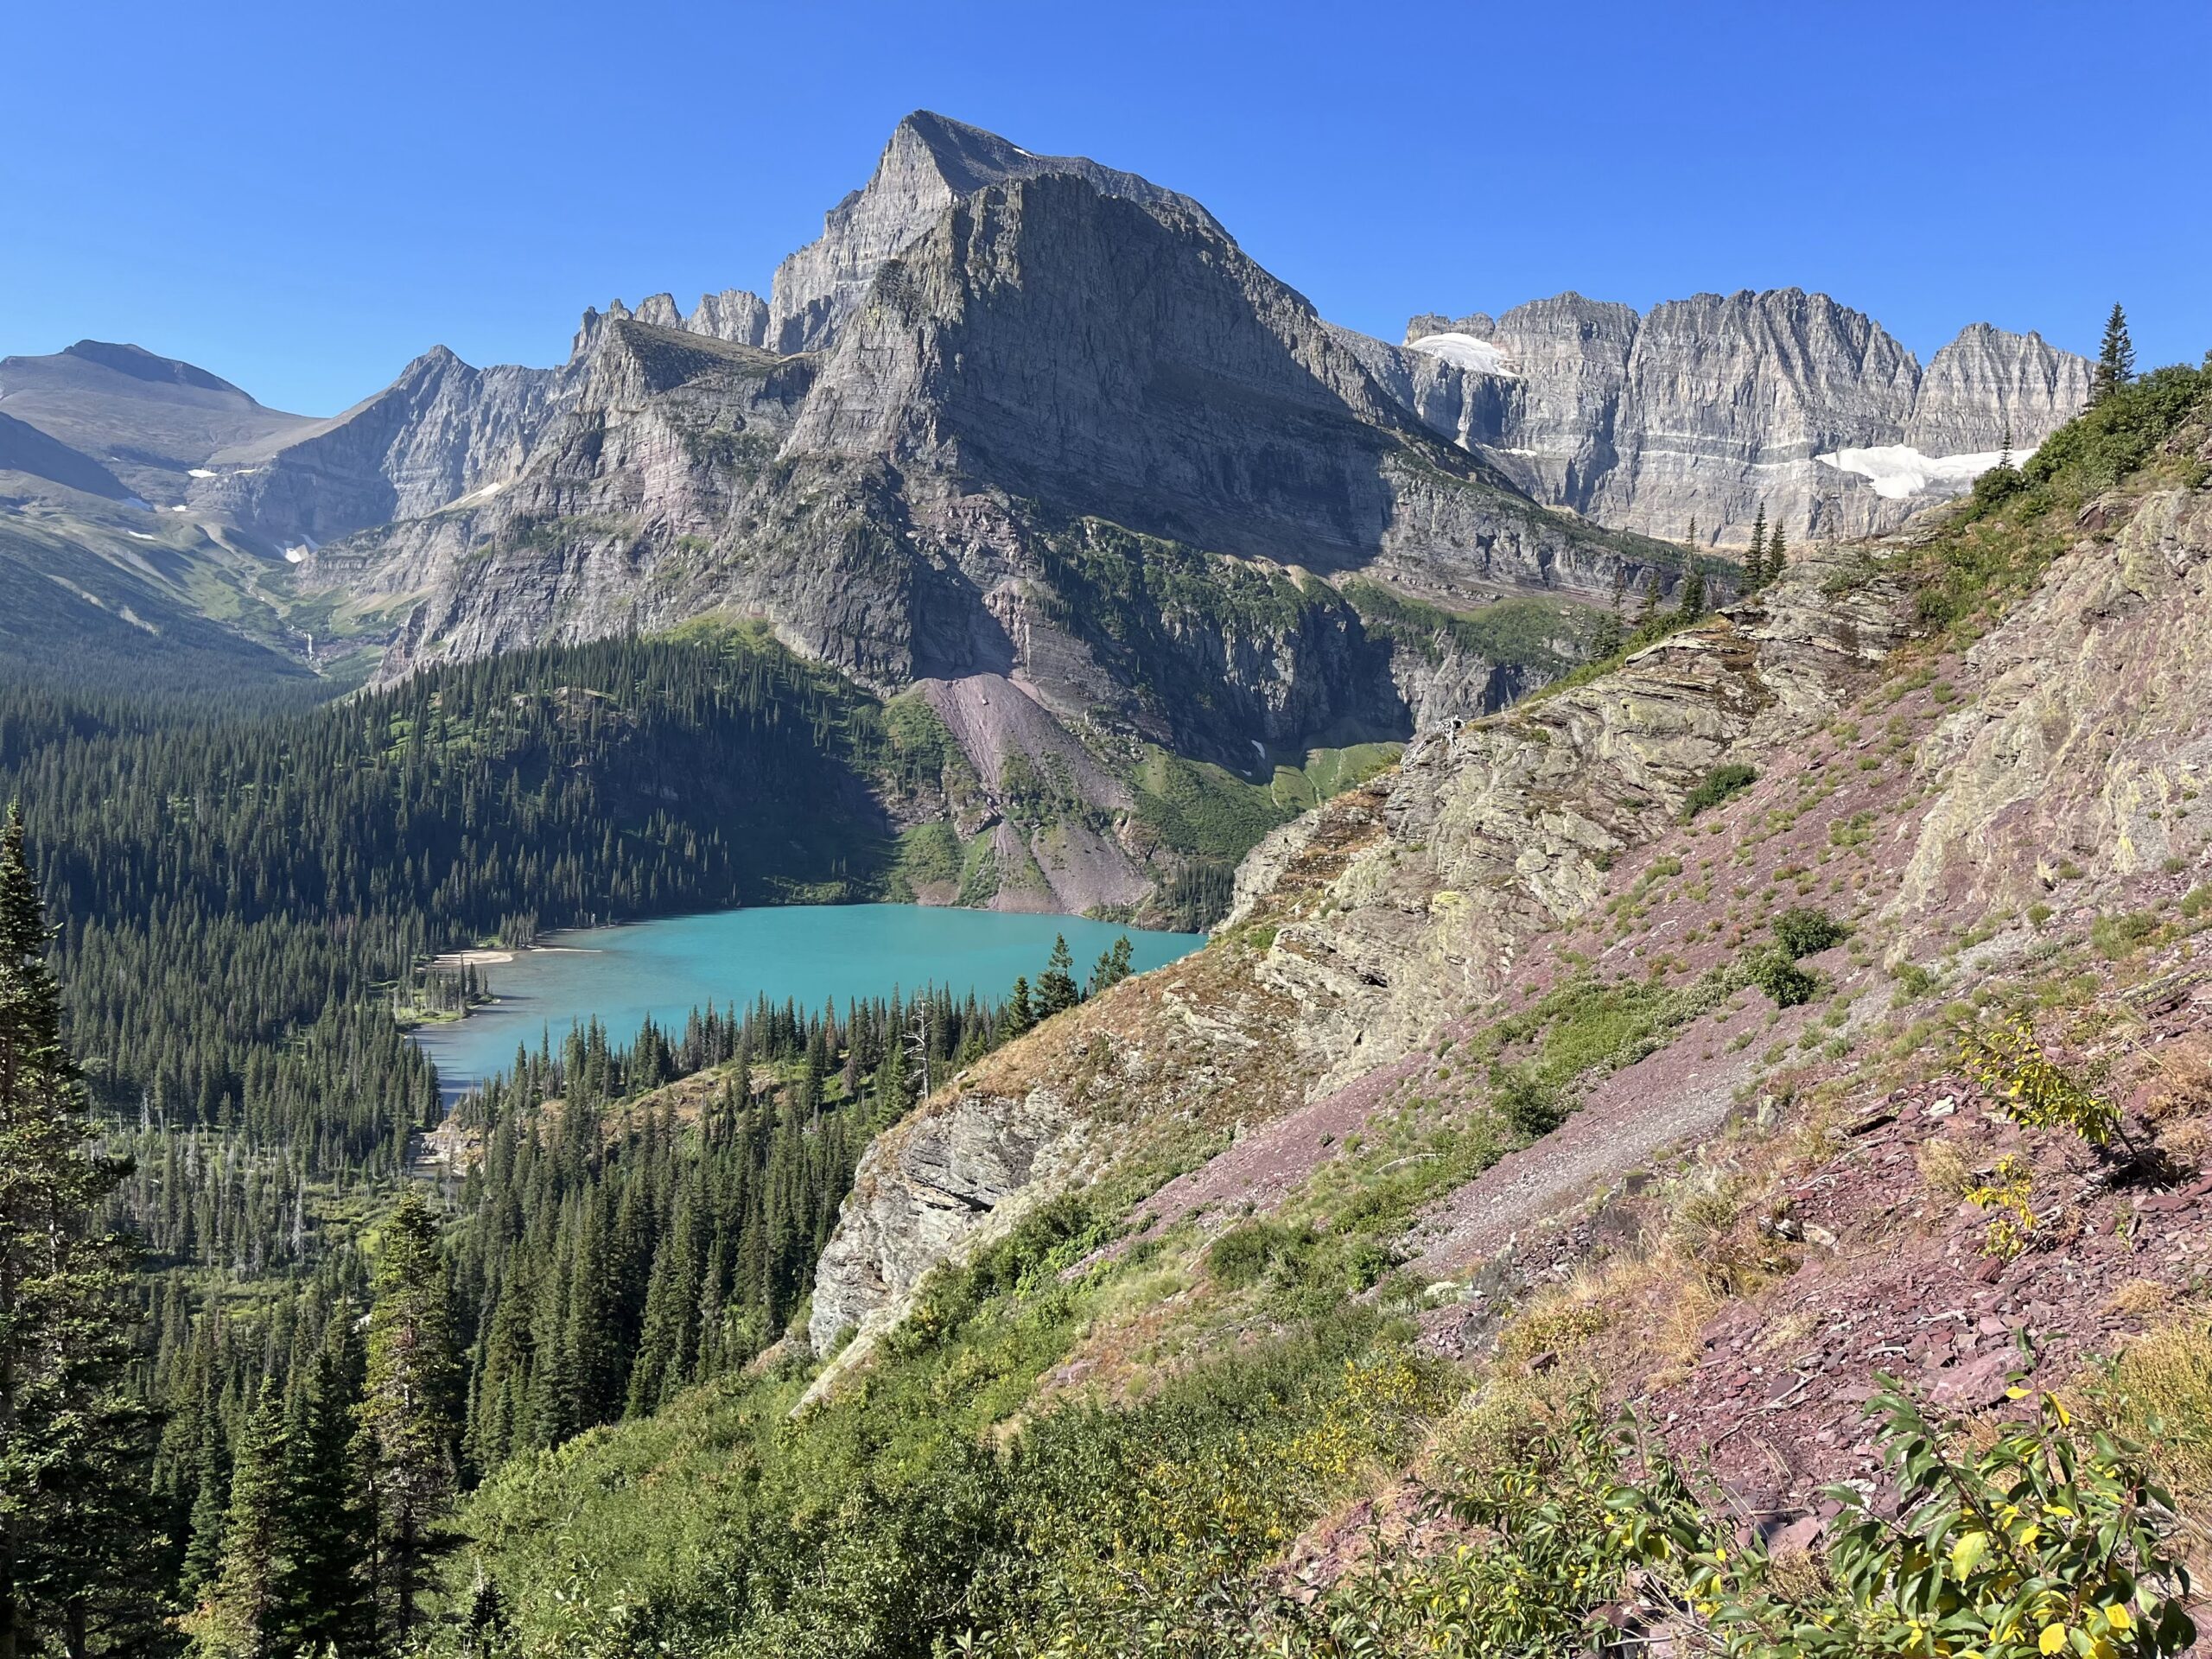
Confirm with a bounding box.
[438,366,2212,1656]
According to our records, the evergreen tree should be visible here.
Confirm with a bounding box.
[283,1315,371,1656]
[0,807,161,1659]
[2092,303,2135,404]
[1004,978,1035,1036]
[357,1189,460,1646]
[1035,938,1079,1018]
[1588,607,1624,659]
[1087,937,1135,997]
[1764,522,1786,583]
[191,1379,289,1658]
[1676,568,1707,621]
[179,1411,232,1605]
[1743,505,1767,588]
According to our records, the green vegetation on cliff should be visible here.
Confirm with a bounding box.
[1340,576,1602,672]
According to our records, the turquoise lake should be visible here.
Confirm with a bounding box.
[410,904,1206,1093]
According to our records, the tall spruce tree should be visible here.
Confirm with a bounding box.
[0,807,160,1659]
[191,1379,289,1658]
[357,1189,460,1647]
[1087,937,1134,997]
[283,1314,371,1656]
[1035,937,1079,1018]
[1764,521,1786,583]
[2092,303,2135,404]
[1743,505,1767,588]
[1677,568,1707,621]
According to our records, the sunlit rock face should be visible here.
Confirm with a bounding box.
[1395,295,2090,544]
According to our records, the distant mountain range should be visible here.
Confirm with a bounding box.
[0,110,2094,905]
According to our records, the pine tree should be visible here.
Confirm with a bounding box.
[1743,505,1767,588]
[1588,607,1624,659]
[0,807,161,1659]
[1677,568,1707,621]
[283,1314,371,1656]
[1035,937,1079,1018]
[1087,937,1135,997]
[1003,977,1035,1036]
[357,1188,460,1646]
[1764,522,1786,583]
[179,1411,232,1605]
[2092,303,2135,404]
[191,1379,289,1658]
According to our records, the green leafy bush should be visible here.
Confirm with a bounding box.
[1682,761,1758,819]
[1772,906,1849,958]
[1259,1382,2196,1658]
[1491,1062,1566,1136]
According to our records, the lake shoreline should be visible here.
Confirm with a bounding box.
[410,903,1205,1097]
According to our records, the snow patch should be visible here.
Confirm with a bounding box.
[187,467,217,478]
[283,547,309,564]
[1815,444,2012,500]
[438,477,506,512]
[166,504,190,513]
[126,531,158,541]
[1408,332,1516,377]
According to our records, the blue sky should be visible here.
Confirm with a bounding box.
[5,0,2203,415]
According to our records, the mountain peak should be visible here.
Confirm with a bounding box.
[762,111,1217,356]
[61,340,252,399]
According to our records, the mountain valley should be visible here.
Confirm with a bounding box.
[5,95,2208,1659]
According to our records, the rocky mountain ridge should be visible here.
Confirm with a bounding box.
[290,138,1700,915]
[798,368,2212,1565]
[1395,291,2091,544]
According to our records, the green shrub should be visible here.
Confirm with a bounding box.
[1491,1063,1565,1137]
[1745,948,1820,1008]
[1681,761,1758,820]
[1263,1383,2197,1659]
[1205,1218,1317,1289]
[1772,906,1848,958]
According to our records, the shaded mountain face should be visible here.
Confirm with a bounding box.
[0,340,314,504]
[763,109,1221,356]
[0,410,130,501]
[1392,293,2091,543]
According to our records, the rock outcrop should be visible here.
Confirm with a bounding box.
[810,539,1908,1354]
[1395,291,2091,543]
[763,110,1219,356]
[187,346,575,546]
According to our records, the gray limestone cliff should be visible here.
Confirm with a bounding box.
[762,110,1219,357]
[299,137,1689,915]
[186,347,576,545]
[1395,292,2091,543]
